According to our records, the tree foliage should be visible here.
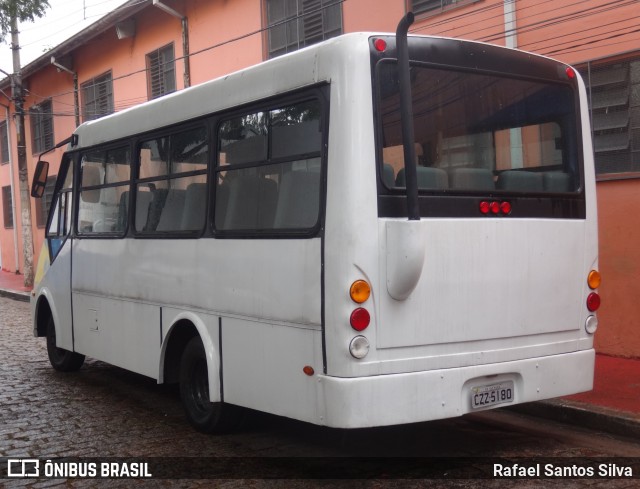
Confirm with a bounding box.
[0,0,50,41]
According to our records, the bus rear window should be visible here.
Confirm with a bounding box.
[377,61,581,194]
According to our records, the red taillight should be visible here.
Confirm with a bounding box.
[586,292,601,312]
[373,38,387,52]
[480,200,512,216]
[566,67,576,79]
[350,308,370,331]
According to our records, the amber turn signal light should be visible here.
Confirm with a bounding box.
[350,280,371,304]
[587,270,601,290]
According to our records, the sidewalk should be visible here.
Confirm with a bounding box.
[1,268,638,438]
[0,269,31,302]
[514,353,640,439]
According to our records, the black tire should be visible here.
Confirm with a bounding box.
[46,317,85,372]
[180,336,241,434]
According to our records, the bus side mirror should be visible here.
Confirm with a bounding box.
[31,160,50,198]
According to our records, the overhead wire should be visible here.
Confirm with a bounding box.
[517,14,640,51]
[479,0,638,44]
[412,0,591,38]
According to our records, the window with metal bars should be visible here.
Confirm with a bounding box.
[2,185,12,228]
[265,0,342,59]
[29,100,54,154]
[0,121,8,164]
[409,0,476,16]
[82,72,114,122]
[147,44,176,100]
[579,57,640,177]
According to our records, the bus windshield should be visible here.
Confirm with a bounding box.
[377,61,581,197]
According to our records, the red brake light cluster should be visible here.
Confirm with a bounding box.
[349,280,372,359]
[586,293,600,312]
[350,308,370,331]
[480,200,511,216]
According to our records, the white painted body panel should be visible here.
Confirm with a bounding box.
[318,349,595,428]
[222,318,324,424]
[378,218,586,348]
[70,237,322,375]
[33,241,74,351]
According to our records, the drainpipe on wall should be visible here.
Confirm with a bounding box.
[0,92,21,273]
[503,0,523,169]
[51,57,80,128]
[503,0,518,49]
[153,0,191,89]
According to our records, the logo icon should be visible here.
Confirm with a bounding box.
[7,459,40,477]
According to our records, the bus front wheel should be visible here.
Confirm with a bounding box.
[179,336,241,434]
[46,317,85,372]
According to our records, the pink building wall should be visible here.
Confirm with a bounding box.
[593,181,640,358]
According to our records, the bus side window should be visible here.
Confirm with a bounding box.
[45,157,74,260]
[135,127,208,234]
[78,147,131,235]
[215,98,322,233]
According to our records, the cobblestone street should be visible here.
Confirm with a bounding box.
[2,296,640,488]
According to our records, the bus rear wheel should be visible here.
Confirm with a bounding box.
[46,317,85,372]
[179,336,241,434]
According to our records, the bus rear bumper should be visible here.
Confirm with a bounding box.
[317,349,595,429]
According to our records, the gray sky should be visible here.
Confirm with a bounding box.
[0,0,129,74]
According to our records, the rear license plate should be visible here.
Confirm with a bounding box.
[471,381,514,409]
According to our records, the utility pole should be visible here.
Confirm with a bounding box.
[10,14,34,288]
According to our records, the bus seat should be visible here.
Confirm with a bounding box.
[156,189,186,231]
[214,182,230,229]
[223,175,278,230]
[117,191,130,231]
[144,189,168,231]
[135,191,153,231]
[497,170,544,192]
[449,168,495,190]
[543,172,571,192]
[274,170,320,228]
[181,183,207,231]
[382,163,395,188]
[271,121,321,158]
[91,219,116,232]
[223,136,267,165]
[123,190,154,232]
[395,167,448,189]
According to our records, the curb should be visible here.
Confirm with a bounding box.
[511,399,640,440]
[0,288,30,303]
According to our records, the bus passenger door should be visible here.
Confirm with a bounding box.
[39,156,75,352]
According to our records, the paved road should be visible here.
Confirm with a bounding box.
[1,296,639,488]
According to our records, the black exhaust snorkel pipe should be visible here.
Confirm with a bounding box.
[396,12,420,221]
